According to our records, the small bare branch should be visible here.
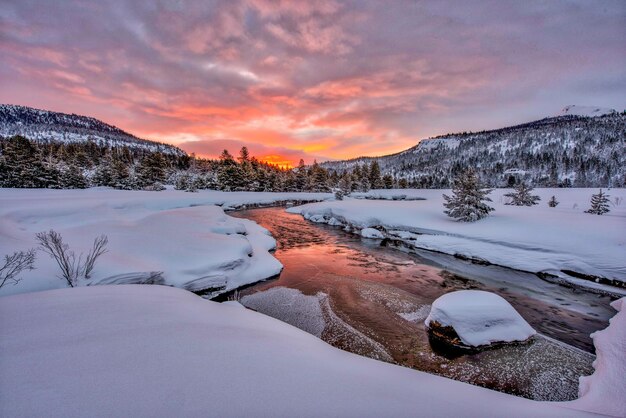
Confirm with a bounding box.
[0,249,36,289]
[37,230,78,287]
[83,235,108,279]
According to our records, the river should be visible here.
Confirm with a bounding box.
[229,207,616,401]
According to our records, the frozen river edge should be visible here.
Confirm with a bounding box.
[287,188,626,297]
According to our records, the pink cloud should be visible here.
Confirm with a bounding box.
[0,0,624,163]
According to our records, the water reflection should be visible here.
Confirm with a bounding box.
[230,207,615,401]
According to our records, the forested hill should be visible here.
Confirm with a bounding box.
[0,104,184,156]
[321,110,626,188]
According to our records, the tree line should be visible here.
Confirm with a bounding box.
[0,136,405,192]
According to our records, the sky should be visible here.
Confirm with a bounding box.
[1,1,624,166]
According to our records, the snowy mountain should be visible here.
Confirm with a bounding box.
[0,104,184,155]
[322,111,626,188]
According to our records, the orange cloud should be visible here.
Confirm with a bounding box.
[2,0,624,166]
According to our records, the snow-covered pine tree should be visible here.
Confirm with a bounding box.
[382,174,394,189]
[443,169,494,222]
[504,182,540,206]
[548,196,559,207]
[308,161,330,192]
[338,174,352,195]
[60,163,88,189]
[110,157,132,189]
[293,159,307,191]
[92,159,115,187]
[174,172,190,191]
[217,150,246,191]
[137,152,168,188]
[369,161,383,189]
[585,189,610,215]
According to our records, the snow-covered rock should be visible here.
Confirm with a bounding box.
[360,227,384,239]
[569,297,626,417]
[424,290,536,347]
[0,285,596,417]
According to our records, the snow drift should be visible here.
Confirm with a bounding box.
[0,285,597,417]
[569,297,626,417]
[0,188,329,297]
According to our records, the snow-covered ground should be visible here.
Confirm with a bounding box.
[425,290,536,347]
[288,188,626,292]
[568,297,626,417]
[0,188,330,297]
[0,285,605,417]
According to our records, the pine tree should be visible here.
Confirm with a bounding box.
[504,182,540,206]
[60,164,88,189]
[283,171,296,192]
[238,146,250,163]
[294,159,308,191]
[585,189,610,215]
[308,161,330,192]
[217,149,244,191]
[369,161,383,189]
[382,174,394,189]
[0,136,52,188]
[174,172,190,191]
[338,174,352,195]
[111,157,132,189]
[548,196,559,207]
[137,153,168,188]
[92,159,115,187]
[356,164,370,192]
[443,169,494,222]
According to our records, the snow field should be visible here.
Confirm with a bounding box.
[0,285,601,418]
[0,188,330,297]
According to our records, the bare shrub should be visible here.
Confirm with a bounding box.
[0,249,36,289]
[36,230,108,287]
[83,235,108,279]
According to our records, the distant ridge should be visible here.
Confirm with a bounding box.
[0,104,184,155]
[321,109,625,188]
[559,105,617,118]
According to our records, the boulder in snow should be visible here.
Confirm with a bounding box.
[425,290,536,349]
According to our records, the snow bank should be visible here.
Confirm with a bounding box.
[0,188,330,297]
[569,297,626,417]
[288,188,626,288]
[360,227,384,239]
[425,290,536,347]
[0,285,594,417]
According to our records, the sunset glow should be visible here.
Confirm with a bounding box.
[1,1,624,164]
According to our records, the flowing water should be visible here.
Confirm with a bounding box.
[229,207,616,401]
